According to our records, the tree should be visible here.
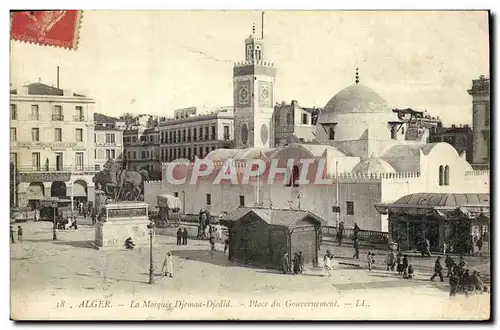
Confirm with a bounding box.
[120,112,136,129]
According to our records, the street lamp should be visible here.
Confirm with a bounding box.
[52,201,57,240]
[147,222,156,284]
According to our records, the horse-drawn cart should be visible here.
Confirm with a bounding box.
[153,194,182,228]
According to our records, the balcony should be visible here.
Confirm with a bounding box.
[52,114,64,121]
[223,134,230,141]
[73,115,85,122]
[17,166,98,173]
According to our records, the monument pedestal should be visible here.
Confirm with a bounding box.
[91,202,152,250]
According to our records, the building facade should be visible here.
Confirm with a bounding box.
[273,101,320,147]
[123,126,161,176]
[468,75,490,166]
[429,124,473,164]
[10,83,96,208]
[94,113,124,171]
[158,107,234,162]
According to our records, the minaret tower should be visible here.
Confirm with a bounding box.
[233,13,276,149]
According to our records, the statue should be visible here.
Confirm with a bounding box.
[93,159,144,201]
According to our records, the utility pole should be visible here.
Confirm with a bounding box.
[335,161,339,229]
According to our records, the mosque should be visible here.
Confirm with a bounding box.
[145,25,490,233]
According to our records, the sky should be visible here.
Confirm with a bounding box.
[10,10,489,126]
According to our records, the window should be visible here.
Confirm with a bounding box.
[286,112,293,125]
[223,125,230,140]
[346,201,354,215]
[205,146,210,155]
[133,152,137,159]
[95,149,97,160]
[75,152,84,170]
[390,126,396,140]
[239,195,245,206]
[75,128,83,142]
[74,106,84,121]
[106,150,111,160]
[329,127,335,140]
[106,134,115,143]
[401,127,405,135]
[31,105,39,120]
[193,128,197,141]
[302,113,308,125]
[54,128,62,141]
[177,130,181,142]
[31,128,39,141]
[10,128,16,141]
[52,105,63,121]
[206,194,211,205]
[141,151,146,159]
[168,131,172,143]
[205,127,209,140]
[199,127,203,140]
[211,126,216,140]
[10,104,17,120]
[182,129,186,142]
[140,136,146,142]
[199,146,203,158]
[174,192,179,197]
[187,148,191,160]
[444,165,450,186]
[212,146,216,151]
[149,135,154,142]
[485,103,490,126]
[438,165,444,186]
[187,129,191,142]
[32,152,41,170]
[55,152,63,170]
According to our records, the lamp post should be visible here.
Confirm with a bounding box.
[182,190,186,215]
[147,222,155,284]
[52,201,57,240]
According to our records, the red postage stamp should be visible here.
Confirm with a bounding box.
[10,10,82,50]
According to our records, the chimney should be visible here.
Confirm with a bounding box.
[451,124,456,128]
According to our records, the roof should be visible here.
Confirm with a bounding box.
[224,206,326,227]
[352,157,395,174]
[320,84,391,123]
[10,83,86,97]
[94,112,118,123]
[393,193,490,207]
[94,125,122,131]
[434,127,472,135]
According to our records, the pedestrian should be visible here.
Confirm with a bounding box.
[353,237,360,259]
[386,249,396,271]
[161,252,174,278]
[209,228,215,251]
[17,226,23,243]
[71,218,78,230]
[33,208,38,222]
[421,237,432,257]
[476,236,483,257]
[292,252,301,275]
[10,226,15,243]
[124,237,135,250]
[353,222,360,241]
[406,264,414,279]
[176,228,182,245]
[449,270,459,296]
[298,251,305,273]
[282,252,290,274]
[458,255,467,269]
[445,255,455,278]
[367,251,375,271]
[224,237,230,253]
[430,256,444,282]
[443,240,448,258]
[82,208,87,219]
[322,250,333,277]
[182,227,188,245]
[402,255,409,278]
[91,210,96,225]
[468,235,475,256]
[337,221,344,246]
[396,252,403,276]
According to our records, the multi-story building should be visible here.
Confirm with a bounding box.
[10,83,96,209]
[429,124,473,164]
[123,126,161,177]
[159,107,234,162]
[468,75,490,167]
[94,113,124,171]
[273,100,320,147]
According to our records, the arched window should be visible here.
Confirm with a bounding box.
[401,127,405,135]
[438,165,444,186]
[444,165,450,186]
[286,112,292,125]
[329,127,335,140]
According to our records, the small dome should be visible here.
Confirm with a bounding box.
[320,84,391,122]
[352,157,396,174]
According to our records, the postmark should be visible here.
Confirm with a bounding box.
[10,10,82,50]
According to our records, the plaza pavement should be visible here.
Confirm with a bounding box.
[10,221,491,320]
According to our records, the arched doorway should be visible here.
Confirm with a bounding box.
[27,182,45,210]
[51,181,67,198]
[73,180,88,204]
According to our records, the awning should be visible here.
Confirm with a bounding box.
[375,203,490,221]
[157,194,182,209]
[27,183,45,200]
[72,181,87,197]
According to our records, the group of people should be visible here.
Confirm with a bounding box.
[176,228,189,245]
[281,251,306,275]
[385,250,414,279]
[10,225,23,243]
[445,255,487,296]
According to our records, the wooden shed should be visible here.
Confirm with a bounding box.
[221,207,326,270]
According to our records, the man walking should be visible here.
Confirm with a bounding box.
[430,256,444,282]
[353,238,360,259]
[476,236,483,257]
[282,252,290,275]
[10,226,15,243]
[182,227,188,245]
[337,221,344,246]
[176,228,182,245]
[421,237,432,257]
[17,226,23,243]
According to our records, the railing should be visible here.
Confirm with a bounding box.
[52,114,64,121]
[321,226,389,246]
[73,115,85,122]
[17,166,99,173]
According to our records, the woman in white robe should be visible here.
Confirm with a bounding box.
[161,252,173,278]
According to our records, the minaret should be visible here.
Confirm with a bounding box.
[233,19,276,149]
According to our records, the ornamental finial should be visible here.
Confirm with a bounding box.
[355,67,360,84]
